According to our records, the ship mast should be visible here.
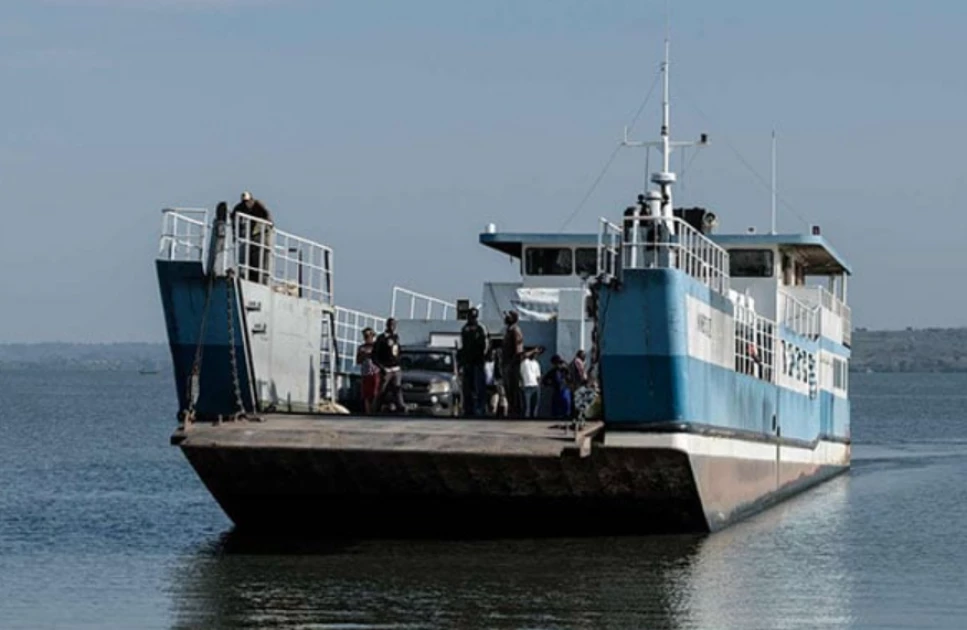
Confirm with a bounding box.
[622,35,707,222]
[656,37,674,219]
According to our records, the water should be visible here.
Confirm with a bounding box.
[1,371,966,629]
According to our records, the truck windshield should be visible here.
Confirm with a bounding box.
[399,350,454,372]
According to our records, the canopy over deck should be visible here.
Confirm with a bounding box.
[479,232,597,259]
[710,234,852,276]
[479,230,850,276]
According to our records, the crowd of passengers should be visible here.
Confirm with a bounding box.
[355,309,591,419]
[224,191,593,419]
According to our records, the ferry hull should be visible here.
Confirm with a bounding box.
[173,420,848,536]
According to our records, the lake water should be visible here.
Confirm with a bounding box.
[1,370,966,629]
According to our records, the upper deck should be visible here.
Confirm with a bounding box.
[479,228,851,277]
[480,211,852,348]
[710,233,851,276]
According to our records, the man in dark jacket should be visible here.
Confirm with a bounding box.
[373,317,406,414]
[459,307,489,417]
[501,310,524,417]
[231,191,274,283]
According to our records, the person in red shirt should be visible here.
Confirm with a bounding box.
[356,327,380,414]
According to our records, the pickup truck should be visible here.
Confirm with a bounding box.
[398,346,462,417]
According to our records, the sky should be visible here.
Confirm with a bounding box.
[1,0,966,342]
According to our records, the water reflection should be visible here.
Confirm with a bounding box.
[680,476,853,629]
[169,533,702,629]
[168,478,852,630]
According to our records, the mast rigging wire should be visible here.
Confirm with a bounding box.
[558,69,662,231]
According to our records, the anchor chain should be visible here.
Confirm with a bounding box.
[570,278,604,433]
[224,270,248,422]
[180,268,217,428]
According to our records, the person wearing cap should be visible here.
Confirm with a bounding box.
[373,317,406,414]
[231,191,274,283]
[458,307,489,417]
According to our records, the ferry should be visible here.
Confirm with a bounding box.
[154,39,850,536]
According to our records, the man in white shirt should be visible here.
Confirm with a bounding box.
[520,349,542,418]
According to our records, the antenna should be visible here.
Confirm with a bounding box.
[661,38,670,175]
[771,130,777,234]
[622,31,708,217]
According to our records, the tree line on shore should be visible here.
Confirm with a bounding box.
[3,329,967,373]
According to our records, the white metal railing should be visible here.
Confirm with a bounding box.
[734,302,777,383]
[597,218,622,278]
[785,285,851,346]
[390,286,456,320]
[612,215,730,294]
[234,213,334,306]
[158,208,208,262]
[819,286,849,318]
[330,306,384,374]
[778,288,821,339]
[820,286,852,346]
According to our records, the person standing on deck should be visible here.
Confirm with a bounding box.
[230,191,274,283]
[373,317,406,414]
[458,308,489,417]
[569,350,588,390]
[520,348,542,418]
[501,311,524,417]
[485,347,508,417]
[543,354,573,419]
[355,327,380,414]
[568,349,591,420]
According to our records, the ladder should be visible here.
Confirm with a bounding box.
[319,307,340,402]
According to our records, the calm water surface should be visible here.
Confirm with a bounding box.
[1,371,966,629]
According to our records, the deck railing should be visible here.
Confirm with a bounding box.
[820,286,852,346]
[233,214,334,306]
[390,286,456,320]
[158,208,208,263]
[597,218,622,278]
[330,306,384,374]
[778,288,821,339]
[599,215,730,294]
[784,285,852,346]
[734,302,776,383]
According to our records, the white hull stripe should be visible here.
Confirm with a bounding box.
[603,431,850,465]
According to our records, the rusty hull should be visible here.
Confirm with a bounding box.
[171,416,847,537]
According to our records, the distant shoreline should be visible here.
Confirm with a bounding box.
[3,329,967,373]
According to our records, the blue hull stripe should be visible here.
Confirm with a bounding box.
[597,267,850,444]
[599,354,849,442]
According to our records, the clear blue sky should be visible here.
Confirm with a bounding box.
[2,0,965,342]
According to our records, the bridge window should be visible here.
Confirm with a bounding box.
[575,248,598,276]
[525,247,573,276]
[833,357,847,390]
[729,249,774,278]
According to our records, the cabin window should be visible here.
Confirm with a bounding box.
[833,358,847,390]
[575,248,598,276]
[525,247,573,276]
[729,249,774,278]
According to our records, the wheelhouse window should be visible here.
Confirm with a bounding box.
[575,248,598,276]
[729,249,774,278]
[525,247,573,276]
